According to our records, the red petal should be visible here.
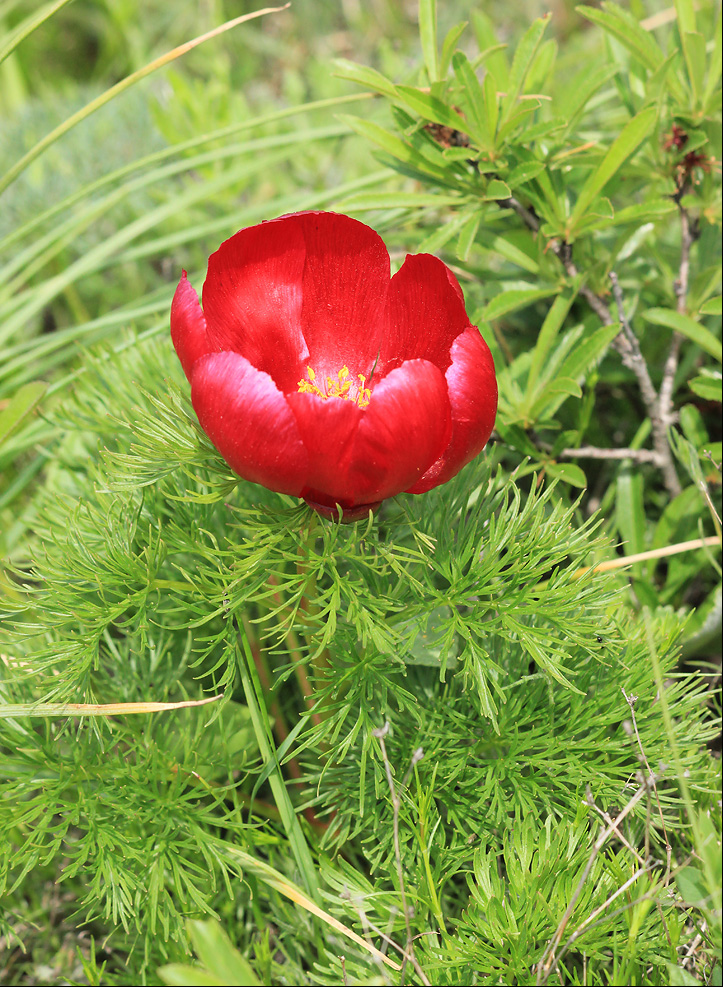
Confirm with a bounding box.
[351,360,451,503]
[171,272,212,381]
[407,328,497,494]
[288,360,450,509]
[190,352,308,495]
[201,219,309,392]
[380,254,471,376]
[286,391,364,508]
[292,212,390,380]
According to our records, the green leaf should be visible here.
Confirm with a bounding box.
[675,865,709,905]
[440,21,468,78]
[665,966,703,987]
[586,198,677,231]
[418,0,439,82]
[489,234,539,275]
[682,584,723,659]
[0,380,47,446]
[689,370,722,403]
[396,606,459,669]
[502,14,551,116]
[452,50,492,149]
[158,965,228,987]
[545,462,588,488]
[679,405,709,452]
[533,167,565,224]
[235,628,320,904]
[702,12,722,108]
[0,7,284,197]
[470,10,509,87]
[576,3,664,72]
[643,309,722,362]
[394,86,468,131]
[494,421,540,457]
[333,59,397,99]
[669,429,709,491]
[526,290,581,399]
[334,190,461,211]
[187,920,261,986]
[456,210,482,261]
[700,296,722,315]
[507,160,545,186]
[569,106,657,233]
[417,210,471,252]
[681,32,707,102]
[482,71,500,146]
[552,321,622,392]
[616,466,646,556]
[482,285,559,321]
[652,485,702,553]
[558,63,618,136]
[485,179,512,200]
[539,377,583,401]
[339,116,448,182]
[674,0,697,35]
[496,100,541,143]
[0,0,74,67]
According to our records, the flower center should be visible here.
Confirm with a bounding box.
[297,365,371,409]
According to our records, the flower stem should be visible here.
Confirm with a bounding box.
[296,513,332,704]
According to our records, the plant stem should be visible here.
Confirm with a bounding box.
[659,193,699,440]
[500,196,682,496]
[558,446,660,463]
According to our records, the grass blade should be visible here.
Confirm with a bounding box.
[0,0,74,66]
[0,4,290,197]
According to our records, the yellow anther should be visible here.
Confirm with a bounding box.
[297,364,372,408]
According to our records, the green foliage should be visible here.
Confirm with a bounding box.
[0,1,721,985]
[158,920,261,986]
[1,333,719,984]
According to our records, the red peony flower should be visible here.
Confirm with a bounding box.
[171,211,497,520]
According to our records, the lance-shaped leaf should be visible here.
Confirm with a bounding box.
[394,85,469,131]
[576,2,664,71]
[500,14,551,120]
[482,284,560,321]
[0,381,46,446]
[643,309,722,362]
[568,105,657,235]
[333,58,397,99]
[419,0,440,82]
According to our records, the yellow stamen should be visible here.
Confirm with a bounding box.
[297,364,372,408]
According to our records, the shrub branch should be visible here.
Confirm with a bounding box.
[501,197,682,496]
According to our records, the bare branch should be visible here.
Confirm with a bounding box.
[558,446,660,464]
[622,689,672,878]
[553,862,656,975]
[536,769,664,985]
[586,797,648,866]
[498,197,683,495]
[609,271,650,378]
[501,195,541,233]
[609,271,681,495]
[373,723,431,987]
[659,200,700,438]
